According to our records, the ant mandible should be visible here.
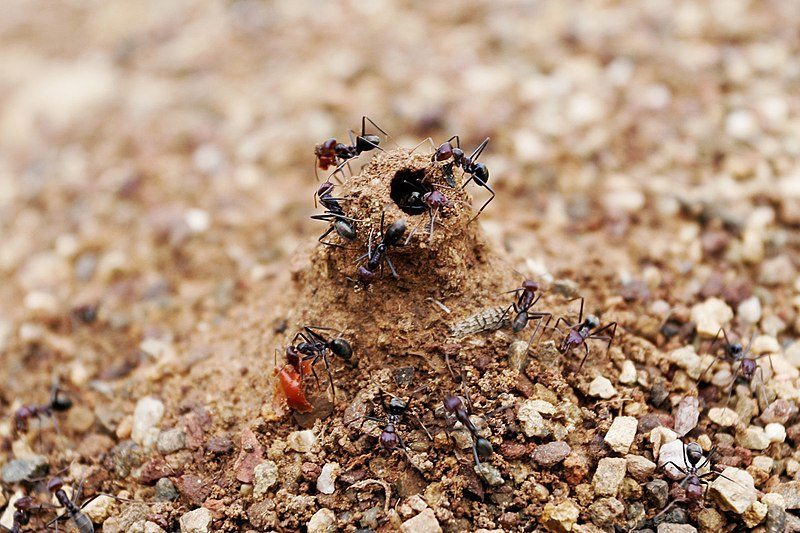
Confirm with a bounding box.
[702,328,774,406]
[14,381,73,433]
[355,212,407,283]
[288,326,353,399]
[431,136,494,219]
[498,280,552,350]
[346,389,430,452]
[314,116,388,179]
[311,179,361,248]
[554,297,617,371]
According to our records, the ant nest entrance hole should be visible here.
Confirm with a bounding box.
[390,167,431,215]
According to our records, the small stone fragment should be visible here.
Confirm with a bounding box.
[737,296,762,325]
[709,467,757,514]
[81,494,116,523]
[588,376,617,399]
[157,428,186,455]
[759,399,798,425]
[673,396,699,437]
[619,360,637,385]
[67,405,96,432]
[317,463,340,495]
[287,429,316,452]
[541,499,580,533]
[1,455,48,483]
[743,500,768,528]
[649,426,678,459]
[708,407,738,427]
[765,423,786,443]
[533,442,571,466]
[131,397,165,448]
[592,457,627,497]
[179,507,213,533]
[626,455,657,481]
[475,463,504,487]
[604,416,638,454]
[657,525,697,533]
[306,508,337,533]
[690,298,733,337]
[588,497,624,527]
[155,477,179,501]
[234,428,264,483]
[400,508,441,533]
[644,479,669,509]
[507,340,530,371]
[253,461,279,500]
[736,426,770,450]
[174,474,211,507]
[518,400,549,438]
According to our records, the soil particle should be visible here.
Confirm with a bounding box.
[174,474,211,507]
[532,441,571,467]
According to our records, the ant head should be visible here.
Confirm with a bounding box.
[728,342,744,359]
[52,391,72,412]
[14,406,32,429]
[380,424,399,450]
[330,338,353,360]
[452,147,464,161]
[443,394,463,414]
[685,442,703,466]
[387,396,408,416]
[522,279,539,293]
[584,315,600,329]
[424,190,447,209]
[315,139,337,154]
[47,477,64,493]
[433,142,454,162]
[472,163,489,184]
[476,437,494,460]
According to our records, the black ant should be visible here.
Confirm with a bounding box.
[46,477,94,533]
[287,326,353,398]
[346,389,430,452]
[443,394,494,466]
[497,280,552,350]
[553,297,617,371]
[702,328,774,406]
[431,136,494,219]
[401,182,465,244]
[14,381,72,433]
[314,116,387,179]
[311,180,361,248]
[355,213,407,283]
[2,496,36,533]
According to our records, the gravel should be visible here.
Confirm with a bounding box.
[709,467,758,514]
[592,458,627,497]
[588,376,617,399]
[690,298,733,337]
[532,441,571,466]
[400,508,441,533]
[131,397,165,448]
[604,416,638,454]
[1,455,48,483]
[253,461,279,500]
[179,507,213,533]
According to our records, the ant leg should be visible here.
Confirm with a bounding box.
[445,135,461,148]
[469,182,495,222]
[496,303,517,328]
[576,297,585,324]
[410,137,436,155]
[589,322,618,356]
[384,254,399,279]
[755,366,769,409]
[577,343,591,371]
[403,216,426,246]
[321,354,336,402]
[526,312,553,350]
[468,137,490,163]
[427,208,438,240]
[355,228,375,264]
[363,116,391,149]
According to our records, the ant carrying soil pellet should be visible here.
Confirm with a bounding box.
[553,297,617,371]
[288,326,353,399]
[701,328,774,407]
[355,213,407,283]
[497,279,552,350]
[430,135,494,219]
[314,116,388,179]
[345,389,430,452]
[14,381,73,434]
[311,180,361,248]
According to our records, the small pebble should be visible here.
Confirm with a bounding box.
[690,298,733,337]
[592,458,627,497]
[507,340,530,371]
[673,396,699,437]
[475,463,504,487]
[649,426,678,459]
[317,462,340,495]
[761,400,798,425]
[179,507,213,533]
[131,397,165,448]
[82,494,116,523]
[743,500,768,528]
[532,442,571,466]
[697,507,725,531]
[588,376,617,399]
[759,255,795,286]
[518,400,549,438]
[626,455,656,481]
[287,430,316,452]
[708,407,739,426]
[709,467,757,514]
[736,426,770,450]
[619,360,637,385]
[253,461,279,500]
[155,477,179,502]
[588,497,624,527]
[604,416,638,454]
[541,500,580,533]
[645,479,669,509]
[1,455,49,483]
[67,405,95,433]
[157,428,186,455]
[656,525,696,533]
[737,296,762,325]
[400,508,441,533]
[765,423,786,443]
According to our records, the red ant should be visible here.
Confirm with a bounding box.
[311,180,361,248]
[14,381,72,434]
[355,213,407,283]
[431,136,494,219]
[702,328,774,406]
[314,116,387,179]
[288,326,353,399]
[498,280,552,350]
[553,297,617,371]
[346,388,431,452]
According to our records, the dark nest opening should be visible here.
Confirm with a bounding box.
[391,167,431,215]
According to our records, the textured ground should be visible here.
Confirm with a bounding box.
[1,1,800,532]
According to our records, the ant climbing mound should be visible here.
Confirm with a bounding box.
[314,116,388,179]
[355,212,407,283]
[311,180,361,248]
[497,279,552,350]
[430,135,494,219]
[553,297,617,371]
[702,327,774,406]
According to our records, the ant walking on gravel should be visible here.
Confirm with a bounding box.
[287,326,353,399]
[430,136,494,219]
[314,116,388,179]
[311,179,362,248]
[497,279,552,351]
[14,380,73,434]
[702,327,774,407]
[355,212,407,283]
[553,297,617,371]
[346,388,431,452]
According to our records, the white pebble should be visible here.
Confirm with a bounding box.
[650,427,678,459]
[708,407,738,427]
[81,494,116,523]
[726,109,759,140]
[604,416,638,454]
[253,461,279,500]
[131,397,165,449]
[286,430,316,453]
[317,463,340,495]
[690,298,734,337]
[765,423,786,443]
[308,508,337,533]
[709,467,757,514]
[588,376,617,399]
[737,296,762,325]
[179,507,213,533]
[185,209,210,234]
[619,360,638,385]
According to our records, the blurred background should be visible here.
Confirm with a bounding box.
[1,0,799,393]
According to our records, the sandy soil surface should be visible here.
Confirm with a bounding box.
[1,1,800,532]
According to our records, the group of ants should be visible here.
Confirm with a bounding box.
[1,119,776,531]
[276,118,775,528]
